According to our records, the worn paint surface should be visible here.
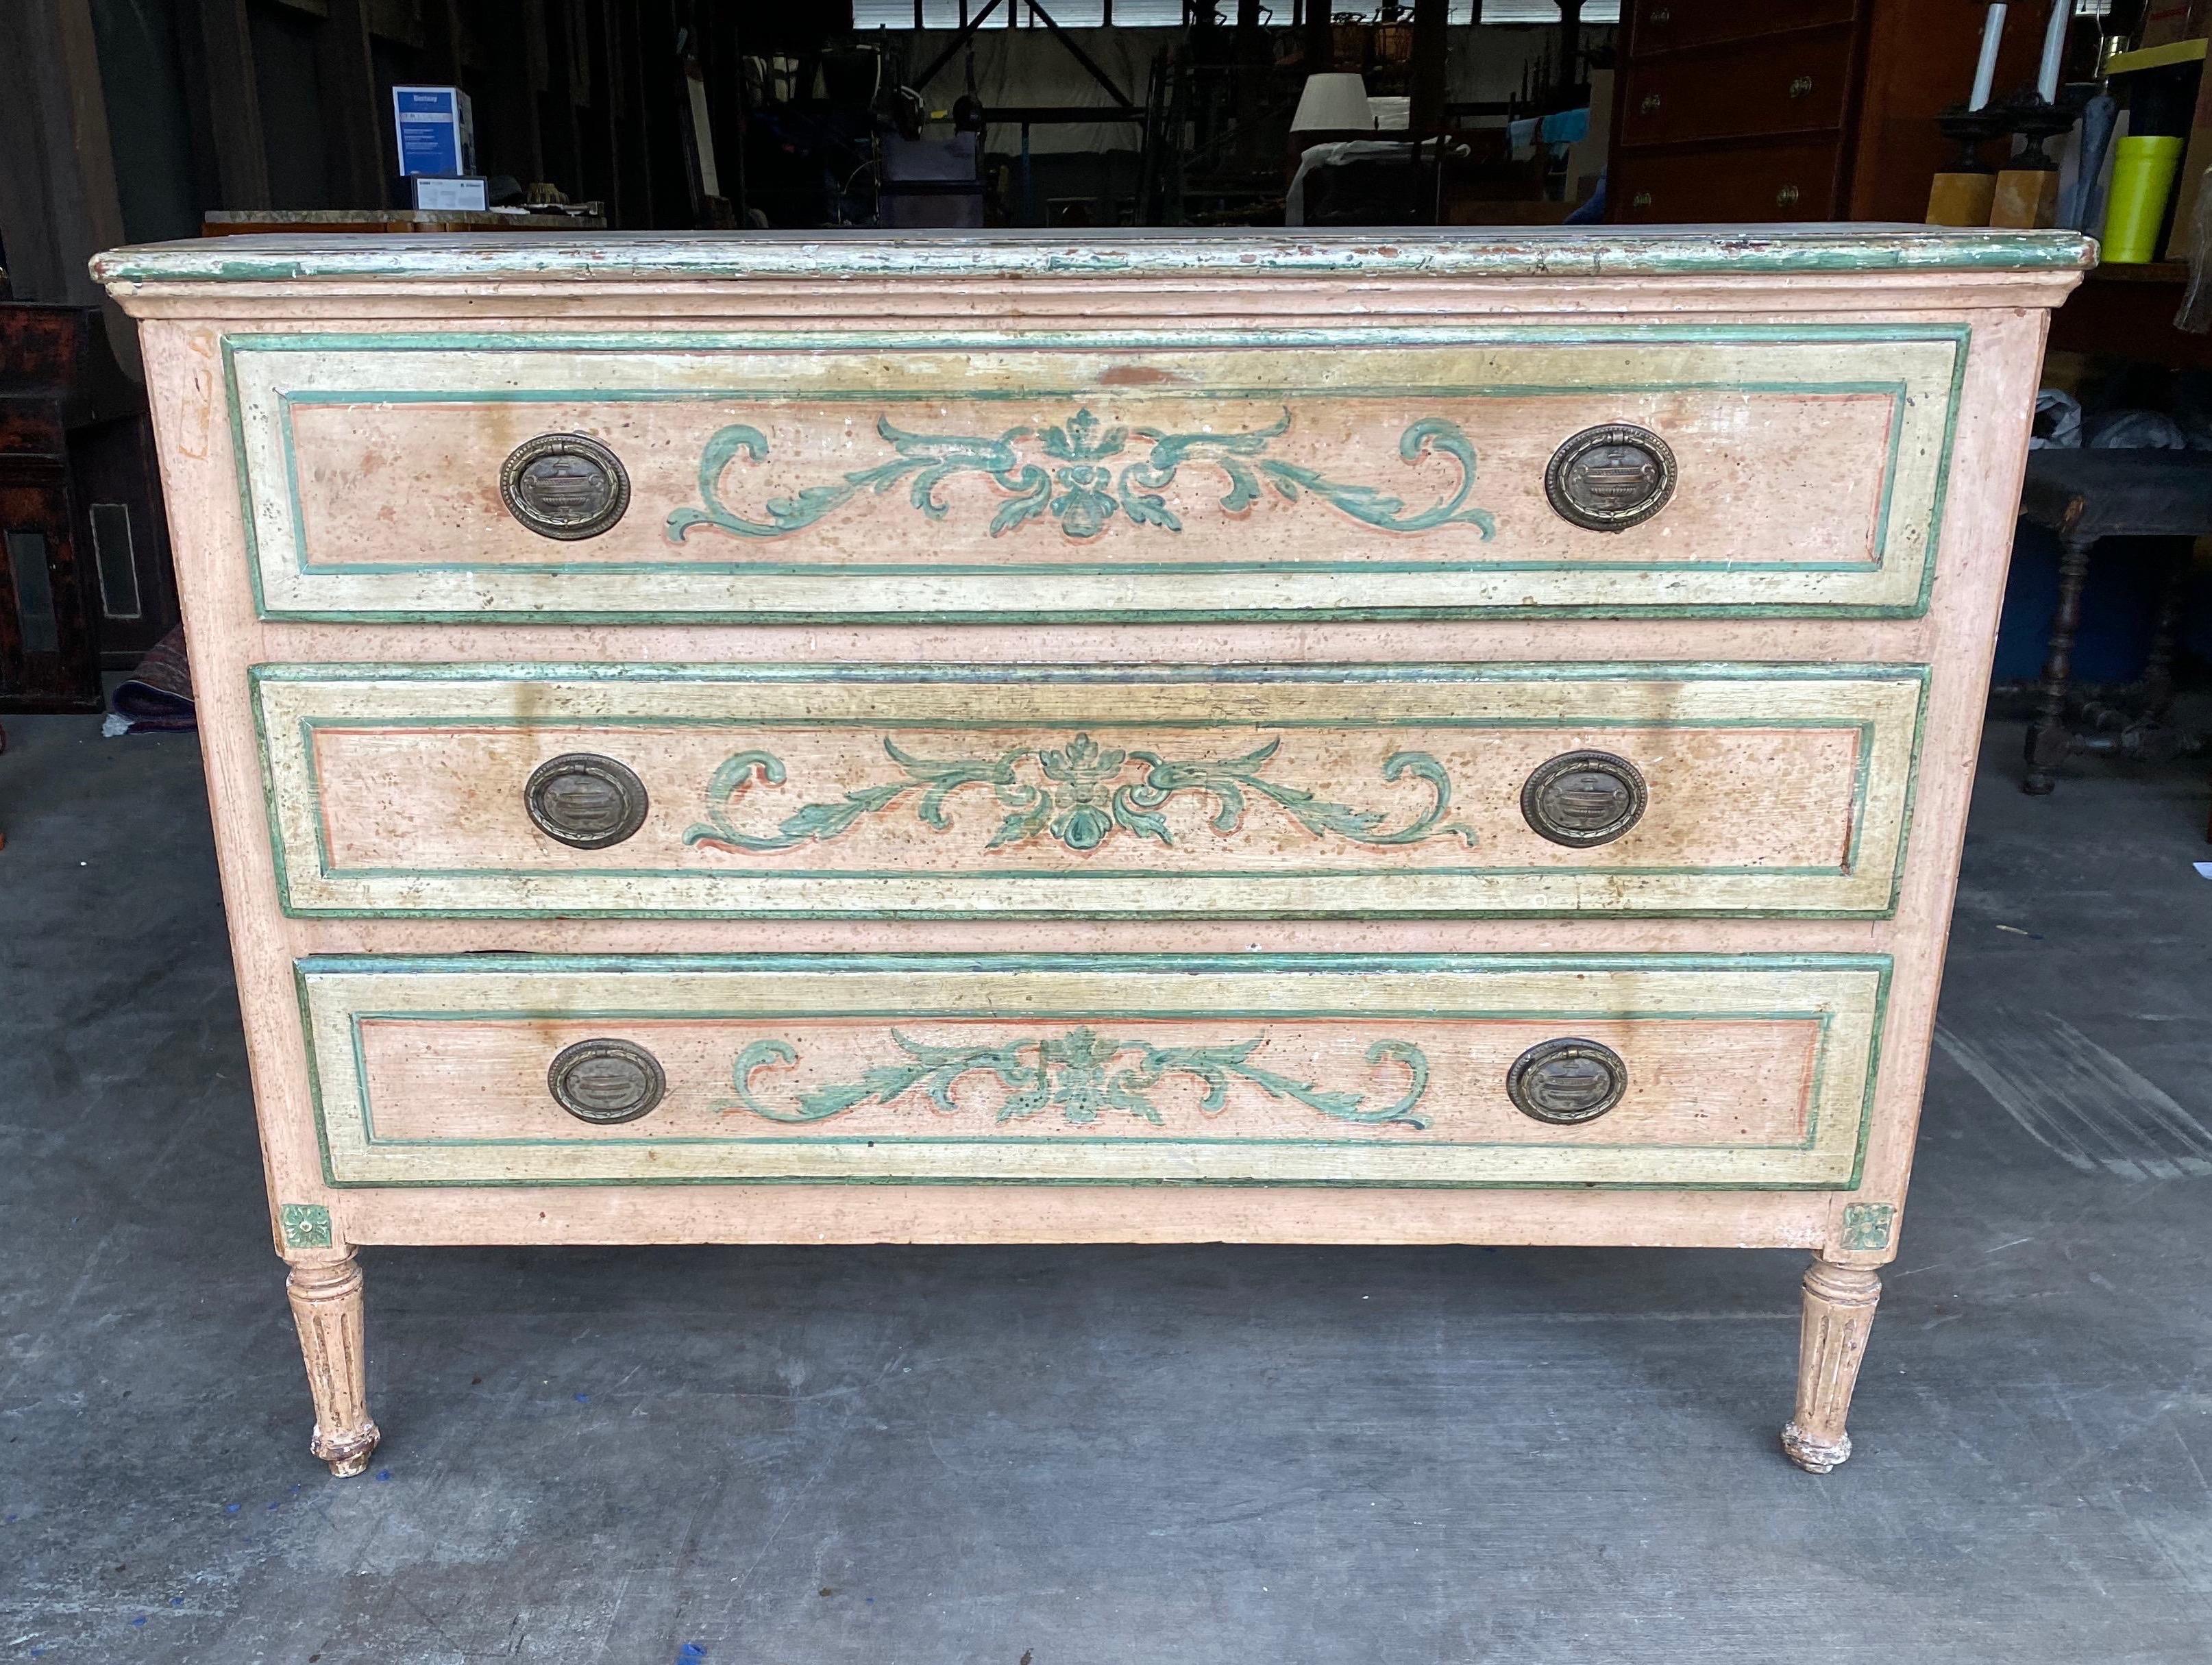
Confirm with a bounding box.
[88,225,2097,286]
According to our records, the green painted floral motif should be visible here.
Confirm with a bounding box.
[683,732,1478,856]
[663,406,1497,543]
[279,1202,333,1250]
[722,1028,1431,1129]
[1840,1202,1895,1251]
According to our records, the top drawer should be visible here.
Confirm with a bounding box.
[222,327,1965,621]
[1630,0,1857,60]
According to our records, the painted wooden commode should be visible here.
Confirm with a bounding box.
[93,227,2089,1477]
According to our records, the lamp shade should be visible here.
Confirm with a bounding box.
[1290,72,1374,134]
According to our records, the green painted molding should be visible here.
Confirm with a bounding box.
[92,227,2096,287]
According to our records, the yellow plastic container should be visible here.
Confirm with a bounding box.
[2101,134,2187,262]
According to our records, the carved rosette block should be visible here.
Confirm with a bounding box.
[1780,1257,1882,1473]
[286,1255,380,1477]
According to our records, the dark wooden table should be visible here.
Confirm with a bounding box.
[2016,449,2211,795]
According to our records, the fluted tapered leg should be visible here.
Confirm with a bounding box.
[1780,1257,1882,1474]
[286,1254,380,1477]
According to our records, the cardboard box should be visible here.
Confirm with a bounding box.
[2139,1,2210,50]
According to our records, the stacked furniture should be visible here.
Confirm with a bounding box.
[0,304,174,713]
[93,226,2087,1477]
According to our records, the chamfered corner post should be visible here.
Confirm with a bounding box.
[1780,1255,1883,1474]
[284,1246,380,1477]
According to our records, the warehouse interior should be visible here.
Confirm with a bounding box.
[5,3,2212,1662]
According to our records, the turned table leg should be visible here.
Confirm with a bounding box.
[2024,528,2096,795]
[1780,1256,1882,1474]
[2141,543,2191,722]
[286,1253,380,1477]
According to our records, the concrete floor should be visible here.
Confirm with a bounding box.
[3,711,2211,1664]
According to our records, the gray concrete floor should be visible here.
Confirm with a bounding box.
[3,711,2211,1664]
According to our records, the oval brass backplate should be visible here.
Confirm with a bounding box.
[1507,1038,1628,1125]
[548,1038,667,1125]
[524,753,650,850]
[1520,750,1647,848]
[500,432,630,540]
[1543,423,1677,532]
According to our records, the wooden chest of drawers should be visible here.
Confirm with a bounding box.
[1609,0,2054,227]
[95,227,2088,1479]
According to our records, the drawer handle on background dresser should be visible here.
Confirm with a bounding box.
[1632,190,1654,208]
[1638,92,1661,114]
[548,1039,667,1124]
[1648,6,1670,21]
[500,432,631,540]
[1776,184,1802,208]
[1521,750,1647,848]
[1543,423,1677,532]
[524,753,650,849]
[1508,1038,1628,1125]
[1789,75,1815,98]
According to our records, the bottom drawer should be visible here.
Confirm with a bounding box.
[298,954,1887,1190]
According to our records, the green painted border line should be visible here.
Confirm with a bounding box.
[295,949,1891,1192]
[220,322,1987,352]
[247,658,1935,685]
[252,661,1924,920]
[342,1004,1832,1156]
[297,950,1897,974]
[272,376,1913,582]
[217,322,1966,622]
[293,713,1878,887]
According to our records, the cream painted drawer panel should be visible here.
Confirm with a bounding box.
[254,663,1928,918]
[225,328,1963,619]
[297,953,1889,1189]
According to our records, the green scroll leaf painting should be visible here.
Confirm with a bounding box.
[720,1028,1431,1130]
[683,732,1479,856]
[664,406,1497,543]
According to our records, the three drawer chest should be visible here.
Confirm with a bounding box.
[93,227,2090,1476]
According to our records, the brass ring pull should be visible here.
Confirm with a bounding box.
[501,432,630,540]
[525,753,650,850]
[548,1038,667,1124]
[1632,190,1654,208]
[1521,750,1647,848]
[1776,184,1802,208]
[1789,75,1815,97]
[1639,92,1662,114]
[1508,1038,1628,1125]
[1544,422,1677,532]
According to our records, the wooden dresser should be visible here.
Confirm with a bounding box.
[1610,0,2052,225]
[93,227,2087,1478]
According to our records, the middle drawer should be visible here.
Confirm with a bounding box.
[254,663,1924,918]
